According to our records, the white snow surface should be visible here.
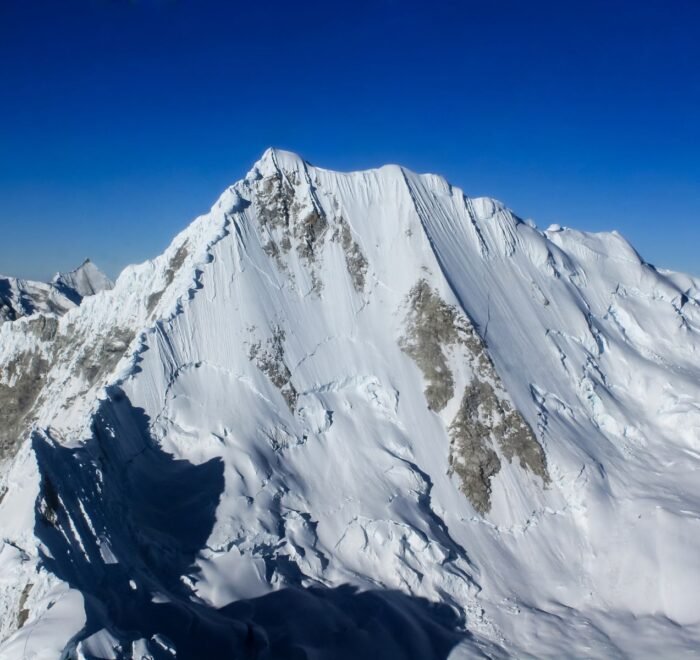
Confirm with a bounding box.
[0,148,699,659]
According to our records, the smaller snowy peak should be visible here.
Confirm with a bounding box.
[0,259,113,323]
[52,258,114,303]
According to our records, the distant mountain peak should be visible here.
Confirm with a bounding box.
[0,259,113,323]
[52,258,114,303]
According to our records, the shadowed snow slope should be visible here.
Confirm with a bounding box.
[0,149,699,659]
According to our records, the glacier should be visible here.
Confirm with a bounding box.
[0,148,698,659]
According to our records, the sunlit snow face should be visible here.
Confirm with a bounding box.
[1,150,699,659]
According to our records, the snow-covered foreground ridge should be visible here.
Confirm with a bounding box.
[1,148,699,659]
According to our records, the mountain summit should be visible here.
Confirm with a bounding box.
[0,150,698,658]
[52,258,114,304]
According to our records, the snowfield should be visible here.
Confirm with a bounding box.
[0,149,699,659]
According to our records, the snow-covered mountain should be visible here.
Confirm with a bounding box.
[52,259,115,305]
[0,260,113,322]
[0,149,699,659]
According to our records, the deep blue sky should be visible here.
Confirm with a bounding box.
[1,0,698,281]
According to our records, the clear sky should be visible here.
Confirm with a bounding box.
[1,0,698,281]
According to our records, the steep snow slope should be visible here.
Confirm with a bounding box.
[0,260,113,322]
[0,149,699,659]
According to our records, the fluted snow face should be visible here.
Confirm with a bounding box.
[1,149,699,658]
